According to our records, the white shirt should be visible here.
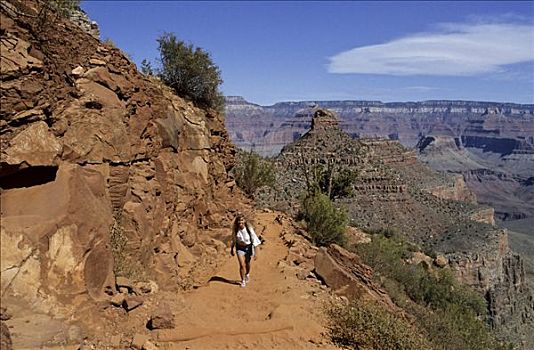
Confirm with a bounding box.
[236,226,261,247]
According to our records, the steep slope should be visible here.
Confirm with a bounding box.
[4,211,347,349]
[257,108,534,348]
[1,0,245,343]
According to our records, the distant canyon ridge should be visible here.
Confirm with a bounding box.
[225,96,534,221]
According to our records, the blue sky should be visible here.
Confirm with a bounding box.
[82,1,534,106]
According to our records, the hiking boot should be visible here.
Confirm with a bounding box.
[241,280,246,288]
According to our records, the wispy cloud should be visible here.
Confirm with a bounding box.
[328,21,534,76]
[402,86,441,91]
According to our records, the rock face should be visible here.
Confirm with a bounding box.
[259,108,534,348]
[417,135,534,221]
[225,97,534,221]
[314,244,396,308]
[1,0,242,326]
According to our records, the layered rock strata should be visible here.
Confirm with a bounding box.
[226,97,534,221]
[1,0,243,329]
[258,108,533,348]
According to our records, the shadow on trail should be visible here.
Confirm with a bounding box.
[208,275,241,285]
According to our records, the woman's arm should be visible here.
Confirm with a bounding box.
[230,231,236,256]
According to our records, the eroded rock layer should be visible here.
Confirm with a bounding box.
[1,0,244,330]
[258,108,533,348]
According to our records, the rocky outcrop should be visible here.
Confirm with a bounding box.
[418,135,534,220]
[444,231,534,346]
[1,0,243,333]
[427,174,477,204]
[314,245,396,309]
[225,97,534,221]
[69,7,99,38]
[260,107,533,348]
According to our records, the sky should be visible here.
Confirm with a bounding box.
[82,1,534,106]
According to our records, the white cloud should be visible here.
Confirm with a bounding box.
[328,22,534,76]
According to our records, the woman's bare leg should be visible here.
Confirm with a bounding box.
[237,254,246,282]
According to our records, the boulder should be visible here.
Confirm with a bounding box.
[314,244,396,309]
[1,164,114,310]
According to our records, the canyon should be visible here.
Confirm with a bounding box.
[255,108,534,347]
[1,1,533,348]
[225,96,534,222]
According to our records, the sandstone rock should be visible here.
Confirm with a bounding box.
[407,252,433,266]
[3,121,62,166]
[314,244,395,310]
[135,280,159,295]
[124,296,143,311]
[0,33,43,77]
[434,255,448,268]
[142,340,158,350]
[148,309,175,330]
[1,164,114,308]
[89,58,106,66]
[110,293,126,307]
[116,276,134,291]
[71,66,85,77]
[109,335,121,347]
[131,333,149,350]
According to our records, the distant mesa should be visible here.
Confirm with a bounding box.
[225,96,534,221]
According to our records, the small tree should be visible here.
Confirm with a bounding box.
[35,0,80,33]
[140,59,154,76]
[301,191,347,246]
[157,33,224,110]
[45,0,80,17]
[233,150,275,197]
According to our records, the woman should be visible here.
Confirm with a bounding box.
[230,215,262,287]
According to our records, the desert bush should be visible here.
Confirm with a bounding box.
[409,303,504,350]
[44,0,79,17]
[326,299,432,350]
[140,59,154,76]
[352,233,501,350]
[306,164,357,199]
[233,150,275,197]
[300,191,347,246]
[157,32,224,110]
[35,0,79,33]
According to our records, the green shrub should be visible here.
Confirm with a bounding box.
[307,165,357,199]
[156,32,224,110]
[140,59,154,76]
[410,303,503,350]
[35,0,80,32]
[300,191,347,246]
[233,150,275,197]
[46,0,80,17]
[352,233,501,350]
[326,299,432,350]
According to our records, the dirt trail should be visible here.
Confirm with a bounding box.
[4,211,339,350]
[155,211,339,350]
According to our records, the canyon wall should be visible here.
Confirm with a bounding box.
[226,97,534,220]
[1,0,244,323]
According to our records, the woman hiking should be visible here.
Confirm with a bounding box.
[231,215,262,288]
